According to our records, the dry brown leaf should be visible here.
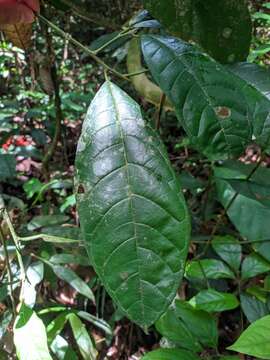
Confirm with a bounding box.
[0,23,32,50]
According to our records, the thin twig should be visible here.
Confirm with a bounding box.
[0,226,16,316]
[38,14,130,82]
[0,199,26,302]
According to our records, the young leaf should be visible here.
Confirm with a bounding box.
[240,293,269,323]
[228,315,270,359]
[75,81,190,327]
[141,348,200,360]
[141,35,270,160]
[212,235,242,271]
[68,313,97,360]
[189,289,239,312]
[185,259,235,280]
[143,0,251,63]
[241,253,270,280]
[14,304,53,360]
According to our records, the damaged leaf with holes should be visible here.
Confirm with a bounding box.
[141,35,270,160]
[75,81,190,327]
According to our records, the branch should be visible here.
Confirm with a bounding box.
[38,14,130,82]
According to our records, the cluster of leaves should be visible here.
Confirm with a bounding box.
[1,0,270,359]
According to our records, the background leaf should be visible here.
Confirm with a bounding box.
[141,35,270,160]
[185,259,235,280]
[241,253,270,280]
[215,161,270,260]
[212,235,242,271]
[228,315,270,359]
[156,300,218,350]
[189,289,239,312]
[14,304,53,360]
[240,293,269,323]
[68,313,97,360]
[141,348,200,360]
[143,0,252,63]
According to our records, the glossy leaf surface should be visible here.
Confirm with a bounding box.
[143,0,252,63]
[185,259,235,280]
[212,235,241,271]
[228,315,270,359]
[228,63,270,100]
[240,293,269,323]
[141,35,270,159]
[75,81,190,327]
[189,289,239,312]
[241,253,270,280]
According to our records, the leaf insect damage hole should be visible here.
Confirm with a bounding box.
[77,184,85,194]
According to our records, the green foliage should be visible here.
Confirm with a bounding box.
[1,1,270,359]
[141,35,270,160]
[14,304,53,360]
[156,300,218,351]
[189,289,239,312]
[141,348,200,360]
[143,0,252,63]
[75,81,190,327]
[228,315,270,359]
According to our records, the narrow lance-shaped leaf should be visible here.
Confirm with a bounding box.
[75,81,190,327]
[141,35,270,160]
[143,0,252,63]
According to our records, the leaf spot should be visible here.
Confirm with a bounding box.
[215,106,231,119]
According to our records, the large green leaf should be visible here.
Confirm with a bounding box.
[14,304,53,360]
[141,35,270,160]
[214,161,270,249]
[75,81,190,327]
[141,348,200,360]
[143,0,252,63]
[228,315,270,359]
